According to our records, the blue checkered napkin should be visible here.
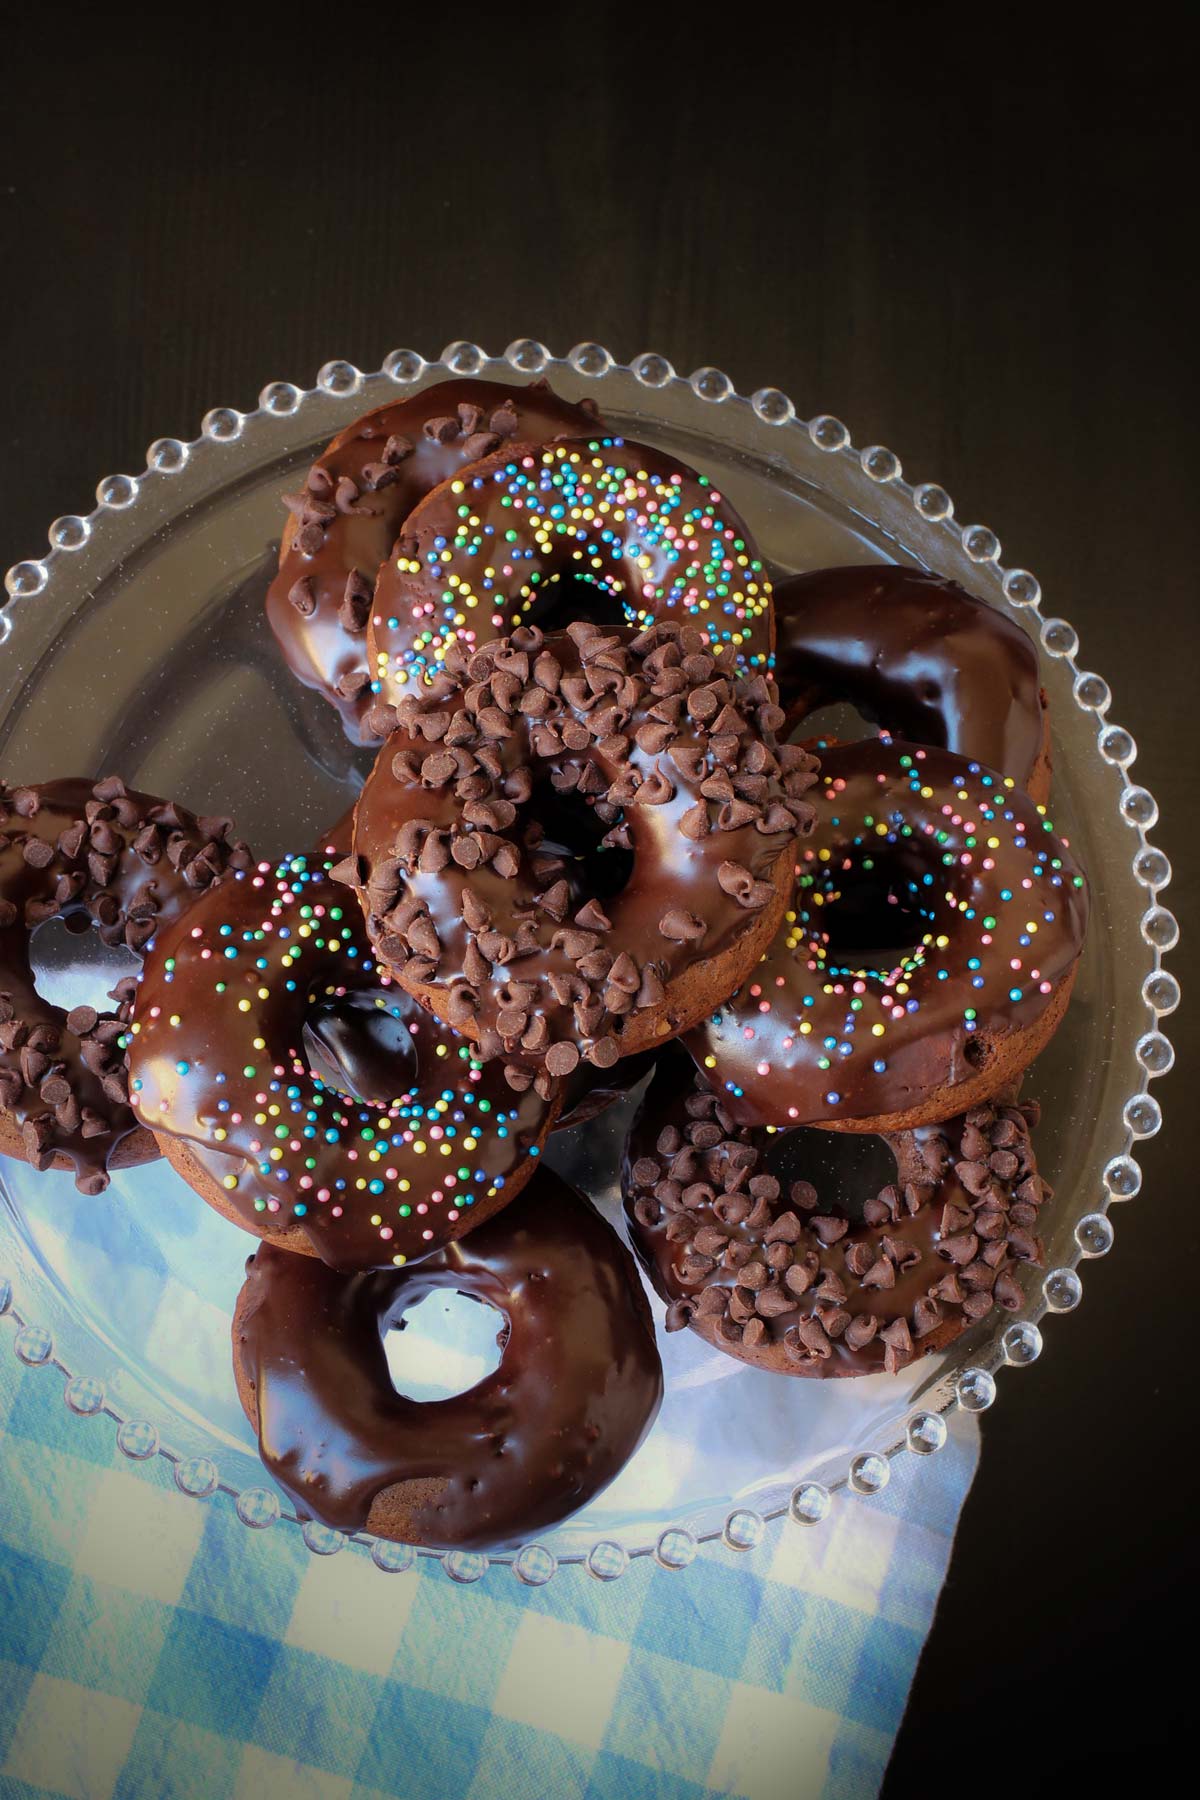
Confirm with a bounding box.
[0,1338,979,1800]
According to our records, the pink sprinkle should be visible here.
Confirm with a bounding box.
[331,1205,343,1217]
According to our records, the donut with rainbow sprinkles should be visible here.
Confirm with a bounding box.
[368,434,774,700]
[686,736,1089,1133]
[127,847,556,1270]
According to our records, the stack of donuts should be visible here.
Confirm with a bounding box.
[0,377,1089,1552]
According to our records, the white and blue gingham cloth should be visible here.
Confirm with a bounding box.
[0,1323,978,1800]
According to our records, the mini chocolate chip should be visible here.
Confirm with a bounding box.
[659,909,705,943]
[288,576,318,616]
[544,1042,580,1077]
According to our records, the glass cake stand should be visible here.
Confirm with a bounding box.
[0,342,1179,1585]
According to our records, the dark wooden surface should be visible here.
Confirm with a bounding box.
[3,14,1194,1793]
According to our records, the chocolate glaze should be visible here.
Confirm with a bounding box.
[349,622,816,1072]
[266,379,603,742]
[774,566,1047,792]
[368,435,774,705]
[0,777,252,1191]
[554,1047,660,1131]
[130,851,552,1269]
[623,1056,1047,1377]
[686,737,1089,1128]
[233,1166,663,1549]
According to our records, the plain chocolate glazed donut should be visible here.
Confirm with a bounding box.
[231,1166,663,1551]
[773,565,1051,801]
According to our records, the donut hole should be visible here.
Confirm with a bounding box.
[812,859,934,974]
[28,913,141,1015]
[529,781,634,903]
[788,700,875,746]
[302,990,419,1104]
[526,571,628,635]
[383,1289,506,1402]
[763,1127,899,1228]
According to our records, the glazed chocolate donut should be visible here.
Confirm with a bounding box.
[347,621,816,1077]
[687,737,1088,1133]
[367,434,774,706]
[231,1166,663,1550]
[623,1058,1048,1377]
[0,777,252,1192]
[128,848,556,1269]
[266,379,602,741]
[774,565,1051,801]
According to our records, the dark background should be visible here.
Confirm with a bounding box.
[2,11,1194,1794]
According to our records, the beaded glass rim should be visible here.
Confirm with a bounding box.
[0,339,1179,1585]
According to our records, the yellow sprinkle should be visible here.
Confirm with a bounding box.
[237,999,251,1013]
[222,1175,238,1190]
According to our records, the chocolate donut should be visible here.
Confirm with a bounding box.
[774,565,1051,800]
[367,435,774,706]
[129,848,556,1269]
[266,379,602,741]
[0,777,252,1192]
[687,737,1088,1132]
[623,1057,1048,1377]
[231,1166,663,1550]
[347,621,816,1078]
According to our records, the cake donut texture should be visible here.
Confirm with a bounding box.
[0,777,252,1191]
[347,622,817,1077]
[687,738,1088,1132]
[774,565,1051,801]
[623,1057,1049,1376]
[231,1166,663,1550]
[266,379,602,740]
[129,850,555,1269]
[368,435,774,704]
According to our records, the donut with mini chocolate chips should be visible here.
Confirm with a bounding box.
[231,1165,662,1551]
[687,737,1088,1133]
[266,378,603,742]
[128,847,557,1270]
[623,1057,1050,1377]
[345,621,817,1085]
[0,777,253,1193]
[773,565,1051,802]
[367,434,774,708]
